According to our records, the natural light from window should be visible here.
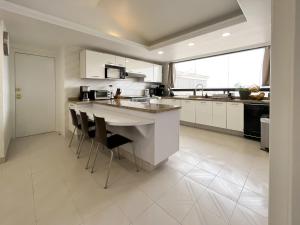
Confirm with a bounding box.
[174,48,266,89]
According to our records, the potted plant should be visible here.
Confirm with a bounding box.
[238,87,251,100]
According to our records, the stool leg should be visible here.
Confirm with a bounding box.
[69,127,76,147]
[85,140,95,169]
[104,150,114,189]
[131,143,139,172]
[117,147,121,160]
[76,133,83,155]
[77,135,85,158]
[91,144,102,173]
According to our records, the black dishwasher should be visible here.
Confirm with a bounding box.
[244,103,269,140]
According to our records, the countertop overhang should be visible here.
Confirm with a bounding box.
[69,99,181,113]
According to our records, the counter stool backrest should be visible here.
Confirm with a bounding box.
[79,111,90,136]
[94,115,107,146]
[70,108,80,128]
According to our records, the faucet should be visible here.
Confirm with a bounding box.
[193,83,204,96]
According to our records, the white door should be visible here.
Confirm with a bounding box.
[15,53,55,137]
[181,100,196,123]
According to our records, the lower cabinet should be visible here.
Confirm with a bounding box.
[181,100,196,123]
[195,101,213,126]
[226,102,244,131]
[212,102,227,129]
[160,98,244,132]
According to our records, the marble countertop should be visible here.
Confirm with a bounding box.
[95,99,181,113]
[69,98,181,113]
[163,96,270,104]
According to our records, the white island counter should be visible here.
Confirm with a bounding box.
[69,100,181,170]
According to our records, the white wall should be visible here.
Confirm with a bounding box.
[0,20,12,160]
[269,0,300,224]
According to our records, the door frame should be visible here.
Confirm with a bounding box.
[11,47,57,138]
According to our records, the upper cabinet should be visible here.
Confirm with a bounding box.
[80,49,163,82]
[126,59,153,82]
[80,50,116,79]
[153,64,163,83]
[115,56,126,67]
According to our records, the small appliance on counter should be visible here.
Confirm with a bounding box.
[144,89,150,97]
[80,86,90,101]
[149,84,165,97]
[89,89,111,100]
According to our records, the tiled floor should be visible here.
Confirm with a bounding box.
[0,126,269,225]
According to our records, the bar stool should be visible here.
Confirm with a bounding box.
[77,111,96,159]
[69,108,85,148]
[87,115,139,189]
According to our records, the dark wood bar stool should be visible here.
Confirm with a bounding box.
[87,115,139,189]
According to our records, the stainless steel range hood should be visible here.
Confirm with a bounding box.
[126,72,146,78]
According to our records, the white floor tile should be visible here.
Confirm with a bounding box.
[116,189,153,222]
[230,204,268,225]
[84,204,130,225]
[1,127,269,225]
[157,177,206,222]
[132,204,180,225]
[238,189,268,217]
[209,177,243,202]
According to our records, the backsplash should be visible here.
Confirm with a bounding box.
[63,47,152,99]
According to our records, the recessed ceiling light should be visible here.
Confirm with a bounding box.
[158,51,164,55]
[222,32,231,37]
[188,42,195,46]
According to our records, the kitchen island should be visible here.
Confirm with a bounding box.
[69,99,181,170]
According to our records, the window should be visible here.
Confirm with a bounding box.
[174,48,266,89]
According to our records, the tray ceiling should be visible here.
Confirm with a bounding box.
[5,0,243,47]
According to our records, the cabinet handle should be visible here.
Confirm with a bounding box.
[215,102,223,105]
[90,76,100,78]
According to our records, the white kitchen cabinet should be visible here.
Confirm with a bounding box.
[153,64,163,83]
[80,50,116,79]
[126,59,154,82]
[226,102,244,131]
[212,102,227,128]
[181,100,196,123]
[195,101,213,126]
[115,56,126,67]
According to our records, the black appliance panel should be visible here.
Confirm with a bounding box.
[244,103,269,139]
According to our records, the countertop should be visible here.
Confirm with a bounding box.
[69,99,181,113]
[163,96,270,104]
[96,100,181,113]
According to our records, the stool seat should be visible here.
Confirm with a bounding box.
[107,134,132,149]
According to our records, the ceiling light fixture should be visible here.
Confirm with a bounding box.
[188,42,195,46]
[222,32,231,37]
[158,51,164,55]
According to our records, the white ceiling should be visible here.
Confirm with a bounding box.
[0,0,271,62]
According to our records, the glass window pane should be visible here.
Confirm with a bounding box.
[174,48,266,89]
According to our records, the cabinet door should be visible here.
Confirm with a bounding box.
[116,56,126,67]
[181,100,196,123]
[82,50,116,79]
[195,101,213,126]
[212,102,227,128]
[126,59,153,82]
[153,64,163,83]
[227,102,244,131]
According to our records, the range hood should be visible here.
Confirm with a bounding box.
[126,72,146,78]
